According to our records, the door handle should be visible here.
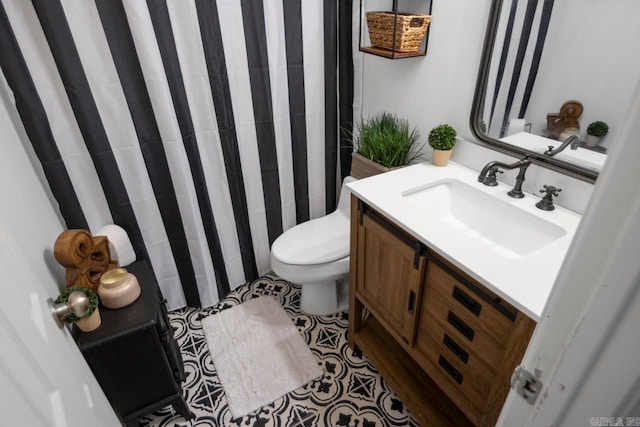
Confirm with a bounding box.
[48,291,91,328]
[438,355,463,384]
[443,334,469,364]
[447,311,475,341]
[407,290,416,314]
[452,286,482,316]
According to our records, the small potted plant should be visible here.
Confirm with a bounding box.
[349,112,424,178]
[586,121,608,147]
[428,124,457,166]
[55,286,101,332]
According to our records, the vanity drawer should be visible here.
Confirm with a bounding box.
[420,287,506,368]
[425,259,516,346]
[415,330,487,424]
[417,318,496,392]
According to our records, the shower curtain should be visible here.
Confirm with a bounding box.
[483,0,555,138]
[0,0,354,309]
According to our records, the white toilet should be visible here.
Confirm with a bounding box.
[271,177,355,315]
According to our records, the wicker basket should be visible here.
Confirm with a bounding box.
[366,11,431,52]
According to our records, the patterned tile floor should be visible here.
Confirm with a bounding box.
[140,273,419,427]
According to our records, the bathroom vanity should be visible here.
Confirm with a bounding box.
[346,162,581,426]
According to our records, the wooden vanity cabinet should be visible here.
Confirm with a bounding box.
[349,195,536,426]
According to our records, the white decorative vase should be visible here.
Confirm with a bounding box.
[585,135,600,148]
[76,307,101,332]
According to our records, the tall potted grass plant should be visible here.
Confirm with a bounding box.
[349,113,423,178]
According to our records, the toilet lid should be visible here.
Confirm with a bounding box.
[271,212,350,265]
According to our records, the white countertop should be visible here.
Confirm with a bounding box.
[347,161,582,321]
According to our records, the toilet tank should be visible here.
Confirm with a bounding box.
[337,176,356,216]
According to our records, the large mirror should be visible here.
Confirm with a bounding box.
[471,0,640,182]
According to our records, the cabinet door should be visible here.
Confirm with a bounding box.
[356,207,426,346]
[83,326,181,417]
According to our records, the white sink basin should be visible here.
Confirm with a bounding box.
[402,179,566,259]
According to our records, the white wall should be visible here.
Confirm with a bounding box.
[359,0,595,214]
[525,0,640,149]
[361,0,487,142]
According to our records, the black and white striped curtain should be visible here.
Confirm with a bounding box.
[483,0,554,138]
[0,0,354,309]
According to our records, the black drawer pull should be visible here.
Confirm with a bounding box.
[407,290,416,314]
[443,334,469,364]
[447,311,475,341]
[452,285,482,316]
[438,355,463,384]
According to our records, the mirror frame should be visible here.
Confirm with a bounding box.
[470,0,598,184]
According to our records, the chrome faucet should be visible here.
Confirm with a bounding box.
[544,134,580,156]
[478,155,532,198]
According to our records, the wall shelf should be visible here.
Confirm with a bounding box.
[360,46,426,59]
[359,0,433,59]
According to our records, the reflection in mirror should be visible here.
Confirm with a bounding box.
[472,0,640,180]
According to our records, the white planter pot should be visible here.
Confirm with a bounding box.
[585,135,601,147]
[76,307,101,332]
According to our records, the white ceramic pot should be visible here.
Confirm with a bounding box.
[98,268,141,309]
[585,135,600,147]
[76,307,101,332]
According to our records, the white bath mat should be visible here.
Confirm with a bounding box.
[201,296,323,418]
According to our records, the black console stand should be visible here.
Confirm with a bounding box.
[72,261,194,426]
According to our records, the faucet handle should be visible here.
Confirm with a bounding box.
[483,167,503,186]
[540,185,561,197]
[489,167,503,177]
[536,185,562,211]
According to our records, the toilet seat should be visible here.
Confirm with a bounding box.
[271,211,350,266]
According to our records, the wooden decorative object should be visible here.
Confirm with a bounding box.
[545,100,583,139]
[54,229,117,291]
